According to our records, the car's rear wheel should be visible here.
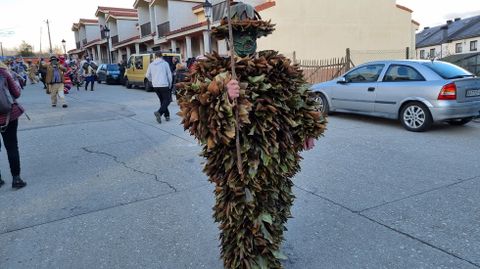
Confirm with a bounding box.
[447,117,473,126]
[125,77,132,89]
[313,92,329,114]
[400,102,432,132]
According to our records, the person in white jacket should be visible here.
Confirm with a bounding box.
[146,52,173,123]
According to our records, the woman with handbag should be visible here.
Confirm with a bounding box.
[0,61,27,189]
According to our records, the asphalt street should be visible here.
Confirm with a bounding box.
[0,82,479,269]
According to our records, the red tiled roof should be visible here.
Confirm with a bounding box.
[166,21,208,36]
[98,6,137,13]
[114,36,140,47]
[108,11,138,17]
[79,19,99,24]
[256,1,275,12]
[396,4,413,13]
[83,38,102,47]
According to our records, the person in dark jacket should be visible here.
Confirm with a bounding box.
[0,61,27,189]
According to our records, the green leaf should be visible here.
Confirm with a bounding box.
[255,256,268,269]
[259,213,273,224]
[260,223,274,243]
[248,74,266,84]
[260,150,271,166]
[272,250,288,260]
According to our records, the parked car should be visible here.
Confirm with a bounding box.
[311,60,480,132]
[96,64,122,84]
[124,52,182,91]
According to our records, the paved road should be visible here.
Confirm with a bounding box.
[0,82,479,269]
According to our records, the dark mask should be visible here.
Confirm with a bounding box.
[233,29,258,57]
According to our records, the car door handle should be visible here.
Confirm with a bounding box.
[368,87,376,92]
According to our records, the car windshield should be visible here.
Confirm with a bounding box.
[107,64,119,71]
[421,61,473,79]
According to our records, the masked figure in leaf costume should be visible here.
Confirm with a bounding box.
[176,3,327,268]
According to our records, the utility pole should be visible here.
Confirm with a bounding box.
[39,27,42,54]
[46,19,53,54]
[0,42,4,58]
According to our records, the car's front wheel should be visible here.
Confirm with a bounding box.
[447,117,473,126]
[400,102,432,132]
[313,92,329,114]
[125,77,132,89]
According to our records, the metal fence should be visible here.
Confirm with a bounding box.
[442,52,480,76]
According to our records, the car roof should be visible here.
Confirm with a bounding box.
[358,59,445,66]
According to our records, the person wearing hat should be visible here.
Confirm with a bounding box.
[45,56,68,108]
[176,3,327,268]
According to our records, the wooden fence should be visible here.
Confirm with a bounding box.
[295,49,354,84]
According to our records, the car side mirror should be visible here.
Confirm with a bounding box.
[337,77,347,84]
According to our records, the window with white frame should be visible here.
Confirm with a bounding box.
[471,40,478,51]
[419,50,425,59]
[455,43,462,53]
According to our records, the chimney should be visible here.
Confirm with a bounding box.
[440,25,449,41]
[424,26,430,30]
[454,17,461,21]
[447,20,453,24]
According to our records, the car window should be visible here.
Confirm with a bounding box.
[345,64,384,83]
[135,56,143,70]
[127,57,134,68]
[107,64,119,71]
[421,61,473,79]
[383,65,425,82]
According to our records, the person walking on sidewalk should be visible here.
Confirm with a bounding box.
[83,58,96,91]
[45,56,68,108]
[146,52,172,123]
[0,61,27,189]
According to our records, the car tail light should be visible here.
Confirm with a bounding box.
[438,83,457,100]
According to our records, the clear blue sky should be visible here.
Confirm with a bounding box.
[0,0,479,51]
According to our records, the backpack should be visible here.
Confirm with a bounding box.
[89,62,98,70]
[0,75,13,115]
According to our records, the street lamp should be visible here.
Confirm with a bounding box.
[204,0,213,54]
[103,26,111,64]
[61,39,66,56]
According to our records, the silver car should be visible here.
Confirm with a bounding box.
[311,60,480,132]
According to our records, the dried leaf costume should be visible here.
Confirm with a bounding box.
[176,3,327,269]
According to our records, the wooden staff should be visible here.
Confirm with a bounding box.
[226,0,244,178]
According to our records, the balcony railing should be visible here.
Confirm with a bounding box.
[76,42,80,49]
[141,22,151,37]
[111,35,119,46]
[157,22,170,38]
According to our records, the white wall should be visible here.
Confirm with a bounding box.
[118,20,139,41]
[154,1,169,25]
[257,0,416,64]
[86,25,100,42]
[168,0,198,31]
[79,27,87,43]
[446,37,480,55]
[109,21,118,36]
[137,5,149,25]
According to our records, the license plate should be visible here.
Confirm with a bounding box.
[466,89,480,97]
